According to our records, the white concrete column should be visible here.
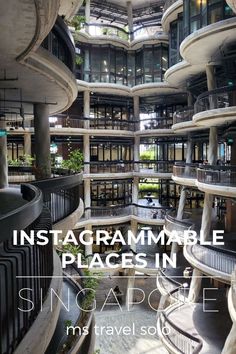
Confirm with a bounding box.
[125,268,136,309]
[84,178,91,219]
[84,91,90,129]
[24,133,31,156]
[208,126,218,165]
[85,0,90,33]
[201,127,218,240]
[133,96,140,131]
[83,134,90,174]
[85,224,93,256]
[0,121,8,188]
[134,136,140,172]
[34,104,51,179]
[177,187,187,220]
[176,138,192,224]
[206,64,217,92]
[187,91,194,106]
[127,1,134,40]
[130,219,138,253]
[188,268,203,302]
[132,176,139,221]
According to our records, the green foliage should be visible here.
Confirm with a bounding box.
[94,350,101,354]
[67,15,85,31]
[82,269,100,311]
[64,320,72,330]
[139,183,160,192]
[8,154,34,166]
[140,149,156,160]
[75,54,83,66]
[61,149,83,172]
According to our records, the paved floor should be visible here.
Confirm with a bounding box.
[94,273,168,354]
[94,309,168,354]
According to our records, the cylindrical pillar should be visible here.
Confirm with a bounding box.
[133,96,140,129]
[84,91,90,129]
[83,134,90,174]
[24,133,31,156]
[84,224,93,256]
[188,268,203,302]
[208,126,218,165]
[132,176,139,218]
[85,0,90,33]
[34,104,51,179]
[127,1,134,40]
[84,179,91,219]
[134,136,140,172]
[0,120,8,188]
[130,219,138,252]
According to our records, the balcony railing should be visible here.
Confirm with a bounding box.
[173,162,199,179]
[134,204,170,220]
[84,204,170,220]
[195,85,236,113]
[85,205,132,218]
[186,244,236,277]
[197,165,236,187]
[137,161,174,173]
[32,172,82,224]
[0,184,53,354]
[90,117,135,130]
[173,107,194,125]
[85,161,134,173]
[81,23,163,41]
[159,303,203,354]
[165,209,195,237]
[140,117,173,130]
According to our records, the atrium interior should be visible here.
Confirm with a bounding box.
[1,0,236,353]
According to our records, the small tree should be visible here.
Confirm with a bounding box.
[61,149,83,172]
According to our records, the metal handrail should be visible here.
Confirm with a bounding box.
[186,243,236,276]
[195,85,236,113]
[0,184,43,241]
[159,303,203,354]
[197,164,236,186]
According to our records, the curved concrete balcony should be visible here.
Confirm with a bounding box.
[164,209,196,239]
[165,60,206,89]
[196,165,236,197]
[172,162,199,186]
[77,80,180,98]
[193,85,236,127]
[0,0,60,61]
[184,243,236,283]
[135,161,173,178]
[162,0,183,32]
[80,204,169,225]
[133,204,169,225]
[77,23,167,50]
[158,293,232,354]
[83,161,134,178]
[172,107,201,133]
[0,5,77,115]
[136,116,174,137]
[180,17,236,65]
